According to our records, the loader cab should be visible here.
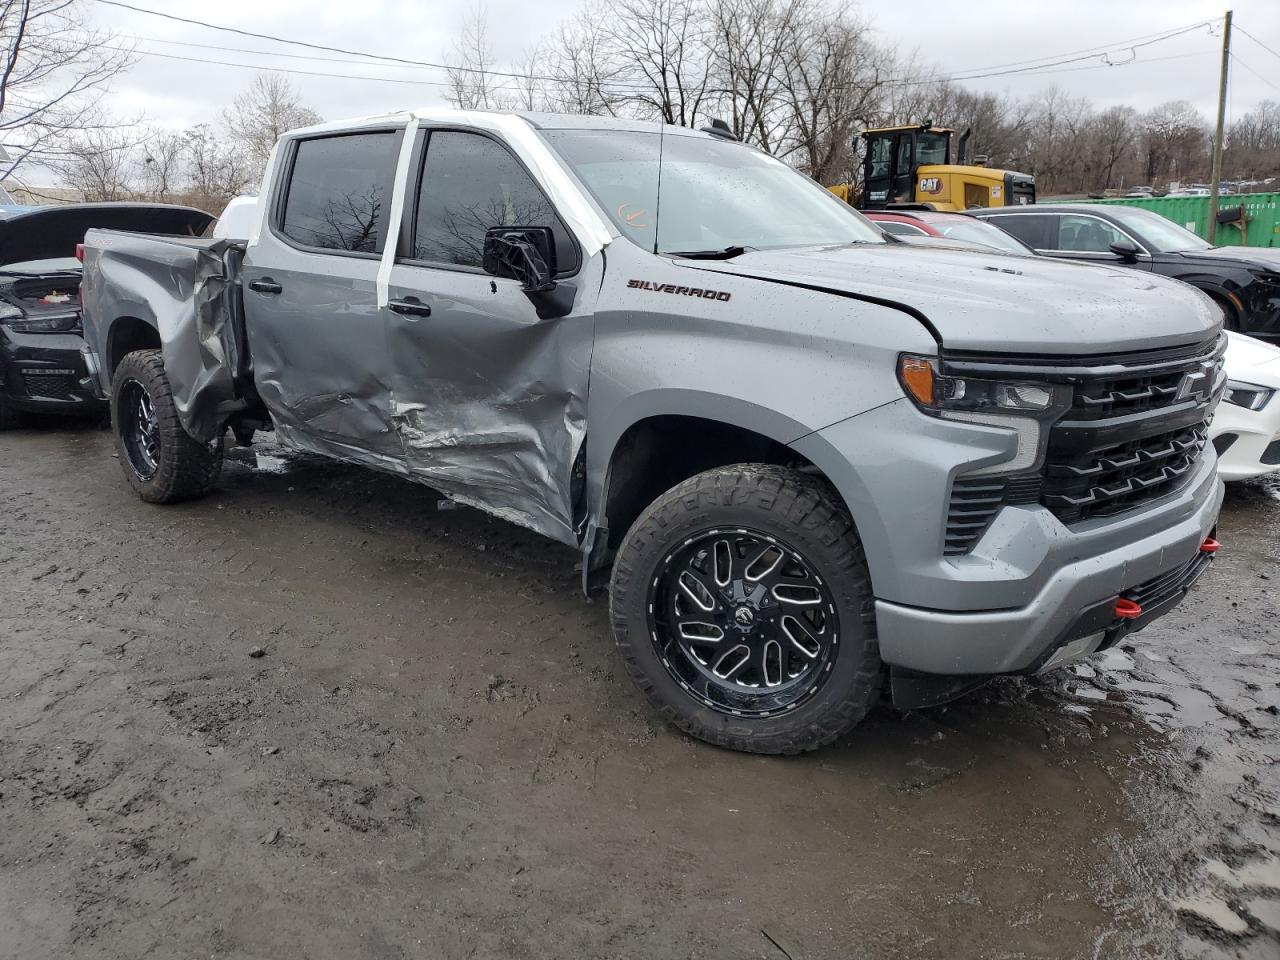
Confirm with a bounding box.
[861,125,951,209]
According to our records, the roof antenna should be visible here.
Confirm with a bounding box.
[652,114,666,255]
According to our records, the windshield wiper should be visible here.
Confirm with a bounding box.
[666,245,753,260]
[0,269,80,277]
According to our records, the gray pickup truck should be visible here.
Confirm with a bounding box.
[80,109,1226,754]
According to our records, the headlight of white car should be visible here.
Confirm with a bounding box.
[1223,379,1275,411]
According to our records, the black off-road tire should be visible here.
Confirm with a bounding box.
[609,464,880,755]
[0,396,22,430]
[111,349,223,503]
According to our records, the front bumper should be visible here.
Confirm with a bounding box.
[792,397,1224,677]
[0,327,104,413]
[1211,396,1280,482]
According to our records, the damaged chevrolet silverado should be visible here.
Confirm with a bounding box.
[80,111,1226,754]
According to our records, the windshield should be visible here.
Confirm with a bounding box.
[929,218,1034,255]
[1110,207,1212,253]
[916,131,949,166]
[542,129,884,255]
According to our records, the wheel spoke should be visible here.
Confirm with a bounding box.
[762,639,783,686]
[677,571,716,612]
[712,644,751,679]
[712,539,732,587]
[781,615,822,658]
[772,582,823,605]
[744,544,783,581]
[678,621,724,643]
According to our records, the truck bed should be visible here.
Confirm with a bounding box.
[80,230,251,442]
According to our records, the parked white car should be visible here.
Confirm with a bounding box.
[1215,331,1280,481]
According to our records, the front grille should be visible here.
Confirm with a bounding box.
[1042,422,1210,524]
[941,335,1224,553]
[22,372,78,400]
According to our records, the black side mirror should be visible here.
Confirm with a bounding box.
[483,227,557,292]
[1109,238,1140,262]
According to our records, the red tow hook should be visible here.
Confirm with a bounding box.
[1200,536,1221,554]
[1114,598,1143,620]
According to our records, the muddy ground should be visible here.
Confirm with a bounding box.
[1,420,1277,960]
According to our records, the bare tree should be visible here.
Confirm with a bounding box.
[605,0,712,126]
[185,124,253,213]
[1087,105,1138,190]
[540,12,623,116]
[139,128,187,202]
[445,6,504,110]
[222,73,321,174]
[0,0,136,181]
[779,4,890,184]
[52,126,144,201]
[1142,100,1208,185]
[704,0,804,152]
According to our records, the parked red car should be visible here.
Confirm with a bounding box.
[863,209,1034,256]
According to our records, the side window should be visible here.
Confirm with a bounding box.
[1057,214,1128,252]
[986,214,1053,250]
[878,221,928,236]
[412,131,577,273]
[279,132,399,254]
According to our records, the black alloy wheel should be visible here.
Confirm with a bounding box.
[649,527,839,717]
[118,377,161,480]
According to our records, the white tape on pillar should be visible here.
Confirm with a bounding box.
[378,116,420,308]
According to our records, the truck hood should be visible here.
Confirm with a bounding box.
[685,243,1220,354]
[0,203,214,267]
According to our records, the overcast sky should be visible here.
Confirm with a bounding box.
[72,0,1280,145]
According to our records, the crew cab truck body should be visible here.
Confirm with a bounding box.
[80,109,1226,754]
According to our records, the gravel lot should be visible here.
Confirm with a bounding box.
[2,420,1278,960]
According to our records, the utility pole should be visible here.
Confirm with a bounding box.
[1208,9,1232,243]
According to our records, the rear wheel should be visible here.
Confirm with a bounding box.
[609,464,880,755]
[111,349,223,503]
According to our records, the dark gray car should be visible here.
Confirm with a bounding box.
[79,111,1225,754]
[973,203,1280,342]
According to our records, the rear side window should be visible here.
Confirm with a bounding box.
[412,130,577,273]
[984,214,1054,250]
[279,132,399,254]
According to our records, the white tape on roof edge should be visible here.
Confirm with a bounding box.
[378,117,420,309]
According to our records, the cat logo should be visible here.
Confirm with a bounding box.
[919,177,943,194]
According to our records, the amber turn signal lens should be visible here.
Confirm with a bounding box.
[898,356,936,406]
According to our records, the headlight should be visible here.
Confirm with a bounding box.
[1223,379,1275,411]
[1,313,80,334]
[898,354,1058,413]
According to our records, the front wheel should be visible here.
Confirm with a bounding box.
[111,349,223,503]
[609,465,880,755]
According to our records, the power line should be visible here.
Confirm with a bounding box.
[1234,23,1280,66]
[1231,52,1280,96]
[97,0,1219,97]
[91,0,614,87]
[900,18,1215,82]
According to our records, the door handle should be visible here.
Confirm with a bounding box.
[248,278,282,295]
[388,297,432,319]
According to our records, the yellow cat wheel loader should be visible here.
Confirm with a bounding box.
[833,123,1035,212]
